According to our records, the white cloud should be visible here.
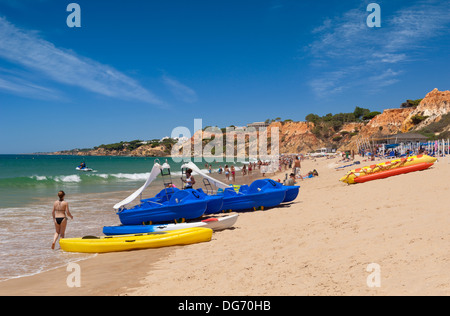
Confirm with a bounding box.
[306,1,450,97]
[0,17,163,105]
[371,53,407,64]
[162,75,198,103]
[309,70,348,96]
[0,75,60,100]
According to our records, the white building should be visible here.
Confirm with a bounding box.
[247,122,270,129]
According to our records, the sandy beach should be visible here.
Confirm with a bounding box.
[0,156,448,296]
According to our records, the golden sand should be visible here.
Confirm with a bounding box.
[1,156,448,296]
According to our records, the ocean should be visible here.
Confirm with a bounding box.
[0,155,238,282]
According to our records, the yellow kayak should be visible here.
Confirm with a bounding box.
[59,227,213,253]
[340,155,437,184]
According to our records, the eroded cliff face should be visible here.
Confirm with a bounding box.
[293,88,449,153]
[359,108,414,137]
[341,88,450,151]
[269,121,323,154]
[174,121,324,156]
[402,88,450,132]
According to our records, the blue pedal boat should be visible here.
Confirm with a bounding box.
[220,187,258,212]
[190,188,224,215]
[117,189,207,225]
[248,179,300,203]
[239,179,287,209]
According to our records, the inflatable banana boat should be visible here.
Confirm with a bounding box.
[340,155,437,184]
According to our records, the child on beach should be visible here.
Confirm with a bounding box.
[52,191,73,250]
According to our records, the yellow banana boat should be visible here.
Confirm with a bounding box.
[59,227,213,253]
[340,155,437,184]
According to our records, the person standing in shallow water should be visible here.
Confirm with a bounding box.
[52,191,73,249]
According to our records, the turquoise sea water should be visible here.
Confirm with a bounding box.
[0,155,237,282]
[0,155,176,208]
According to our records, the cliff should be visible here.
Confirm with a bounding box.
[401,88,450,131]
[277,88,450,153]
[342,88,450,151]
[270,121,323,153]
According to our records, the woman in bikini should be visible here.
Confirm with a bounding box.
[52,191,73,249]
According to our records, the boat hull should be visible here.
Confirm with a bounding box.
[203,195,224,215]
[60,228,213,253]
[250,190,286,208]
[354,162,434,183]
[245,179,287,208]
[187,189,224,215]
[118,190,207,225]
[221,193,257,211]
[340,155,437,184]
[283,186,300,202]
[103,214,238,235]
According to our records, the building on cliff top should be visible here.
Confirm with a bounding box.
[247,122,270,129]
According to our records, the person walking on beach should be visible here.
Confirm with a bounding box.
[231,165,236,183]
[293,156,301,177]
[242,164,247,176]
[225,165,230,181]
[52,191,73,250]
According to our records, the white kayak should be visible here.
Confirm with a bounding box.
[103,214,238,235]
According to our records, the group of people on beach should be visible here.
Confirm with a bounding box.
[277,155,303,178]
[51,156,307,248]
[212,161,269,183]
[357,142,449,162]
[217,165,237,182]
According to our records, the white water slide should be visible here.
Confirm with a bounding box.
[113,162,170,210]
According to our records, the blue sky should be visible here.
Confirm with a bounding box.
[0,0,449,153]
